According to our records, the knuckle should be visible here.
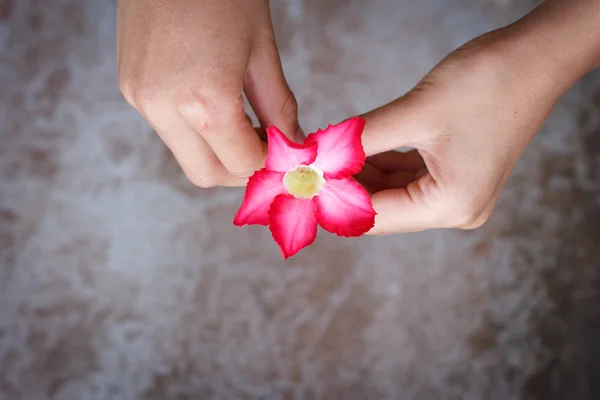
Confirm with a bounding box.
[117,73,166,118]
[463,207,493,230]
[118,79,136,107]
[186,172,220,189]
[219,94,245,115]
[135,86,164,116]
[450,198,483,228]
[180,88,244,132]
[463,214,490,230]
[180,157,226,189]
[227,165,257,179]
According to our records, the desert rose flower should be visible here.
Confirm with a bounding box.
[234,117,376,258]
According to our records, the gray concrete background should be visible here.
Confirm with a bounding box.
[1,0,600,399]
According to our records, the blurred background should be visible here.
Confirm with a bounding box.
[1,0,600,399]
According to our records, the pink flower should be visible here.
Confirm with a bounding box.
[234,117,376,258]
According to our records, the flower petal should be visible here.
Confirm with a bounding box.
[314,177,376,237]
[266,126,318,172]
[233,169,285,226]
[304,117,366,178]
[268,194,318,258]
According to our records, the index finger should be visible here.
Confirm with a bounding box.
[360,95,433,157]
[180,96,267,178]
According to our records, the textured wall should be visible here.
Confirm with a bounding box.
[1,0,600,399]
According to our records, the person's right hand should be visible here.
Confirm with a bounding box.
[356,0,600,234]
[116,0,301,187]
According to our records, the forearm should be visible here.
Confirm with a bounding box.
[505,0,600,94]
[536,0,600,70]
[464,0,600,127]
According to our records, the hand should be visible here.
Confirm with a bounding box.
[357,0,600,234]
[116,0,300,187]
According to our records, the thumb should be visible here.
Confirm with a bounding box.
[360,94,434,157]
[244,32,303,142]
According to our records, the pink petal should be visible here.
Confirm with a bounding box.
[268,194,318,259]
[233,169,285,226]
[314,177,376,237]
[266,126,318,173]
[304,117,366,178]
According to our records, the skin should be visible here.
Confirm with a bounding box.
[358,0,600,234]
[117,0,600,234]
[117,0,301,187]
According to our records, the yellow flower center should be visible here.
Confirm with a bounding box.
[283,165,325,199]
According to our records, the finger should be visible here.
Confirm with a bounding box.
[360,96,434,156]
[367,149,426,172]
[354,162,386,192]
[179,94,267,178]
[355,162,418,191]
[354,177,377,195]
[383,170,419,189]
[245,112,268,141]
[367,173,446,234]
[255,127,268,142]
[150,118,247,187]
[244,30,303,142]
[245,112,254,126]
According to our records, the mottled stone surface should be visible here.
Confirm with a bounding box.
[1,0,599,399]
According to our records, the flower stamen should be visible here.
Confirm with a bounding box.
[283,165,325,199]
